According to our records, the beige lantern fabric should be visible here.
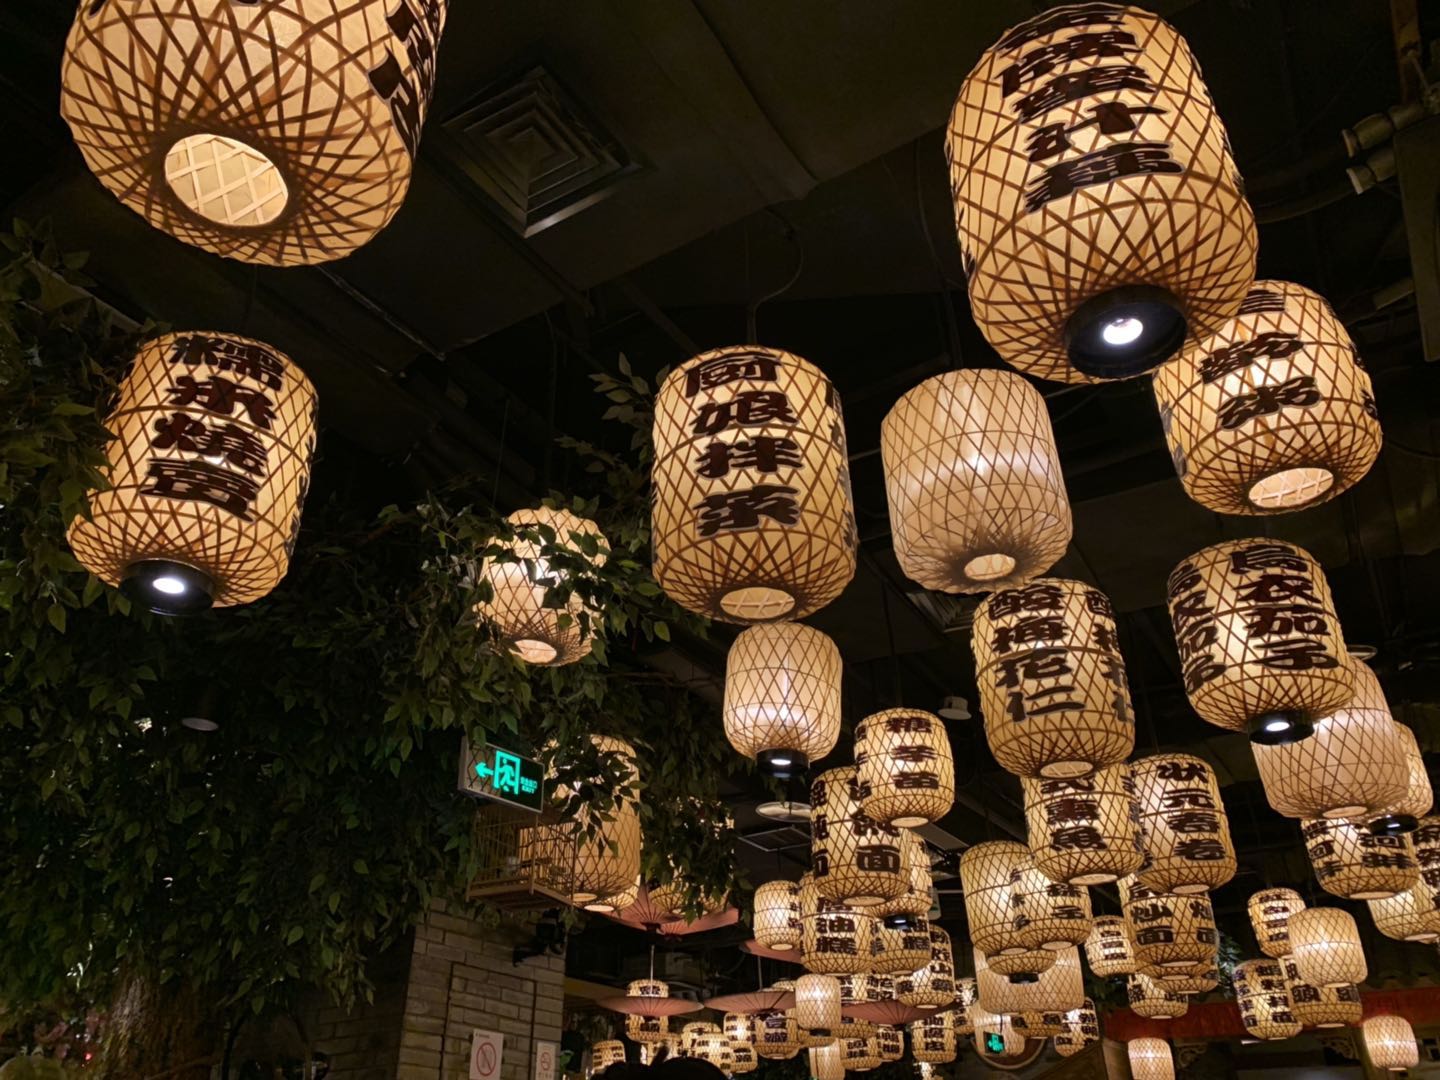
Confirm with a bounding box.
[592,1040,626,1071]
[651,346,856,623]
[477,506,608,666]
[909,1012,957,1064]
[1012,856,1093,950]
[754,1009,800,1060]
[976,946,1083,1019]
[69,333,317,611]
[1053,1000,1100,1058]
[1248,888,1306,959]
[1024,765,1146,885]
[1234,959,1302,1041]
[1121,876,1217,970]
[1154,281,1382,515]
[1304,818,1417,901]
[875,1025,903,1063]
[1364,1015,1420,1071]
[799,875,876,974]
[1167,539,1351,735]
[873,916,932,976]
[1133,753,1237,895]
[1368,878,1440,943]
[1127,974,1188,1020]
[794,975,842,1036]
[1128,1038,1176,1080]
[723,622,842,766]
[1254,661,1409,819]
[855,709,955,827]
[972,579,1135,777]
[960,841,1029,957]
[1280,956,1362,1029]
[1084,915,1137,977]
[62,0,446,266]
[880,369,1071,592]
[870,829,933,920]
[1289,908,1366,988]
[1367,724,1434,832]
[946,5,1256,384]
[811,767,905,907]
[894,927,956,1010]
[626,1015,667,1044]
[753,880,802,953]
[953,978,978,1036]
[808,1043,843,1080]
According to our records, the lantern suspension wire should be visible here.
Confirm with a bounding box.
[745,210,805,344]
[491,397,511,509]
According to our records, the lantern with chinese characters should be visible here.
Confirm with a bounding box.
[62,0,446,265]
[895,928,956,1010]
[880,368,1071,592]
[875,1025,903,1062]
[835,975,880,1038]
[947,5,1256,384]
[68,333,317,613]
[689,1031,734,1072]
[871,829,933,921]
[973,579,1135,777]
[1304,818,1417,901]
[799,875,876,974]
[1234,959,1302,1041]
[651,346,856,623]
[839,1037,880,1072]
[1280,956,1362,1029]
[1024,765,1146,885]
[753,880,802,953]
[1013,856,1093,951]
[808,1043,842,1080]
[811,767,906,907]
[1367,724,1434,836]
[1289,908,1366,988]
[592,1040,626,1071]
[855,709,955,827]
[725,1013,756,1048]
[953,979,977,1036]
[1128,1038,1175,1080]
[873,916,932,976]
[1133,753,1237,894]
[1364,1015,1420,1071]
[1368,878,1440,942]
[477,506,608,666]
[1254,660,1409,820]
[730,1042,757,1074]
[1053,1000,1099,1058]
[754,1008,800,1060]
[909,1012,957,1064]
[1166,539,1351,743]
[1084,915,1137,977]
[1154,281,1382,514]
[960,841,1030,957]
[794,975,841,1037]
[626,1015,668,1044]
[723,622,842,775]
[1127,974,1188,1020]
[1121,877,1217,970]
[1248,889,1306,958]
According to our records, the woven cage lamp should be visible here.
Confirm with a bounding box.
[1127,974,1189,1020]
[910,1011,958,1064]
[1121,876,1218,970]
[1254,660,1408,820]
[725,1012,757,1047]
[1289,908,1367,987]
[808,1042,843,1080]
[870,829,933,921]
[988,945,1057,978]
[794,975,842,1036]
[1155,968,1219,995]
[960,841,1030,957]
[1133,753,1238,894]
[973,579,1135,778]
[592,1041,626,1071]
[753,880,802,953]
[1304,818,1417,900]
[875,1025,903,1062]
[947,5,1255,384]
[690,1032,735,1072]
[880,368,1071,592]
[1023,764,1146,886]
[68,333,317,613]
[840,1037,881,1072]
[730,1042,757,1074]
[651,346,856,623]
[894,927,957,1010]
[855,709,955,827]
[1154,281,1382,515]
[1367,723,1434,836]
[1234,959,1302,1041]
[551,736,642,906]
[1280,956,1362,1029]
[754,1010,801,1059]
[723,622,842,775]
[1053,999,1099,1058]
[798,875,877,974]
[1167,538,1351,744]
[626,1015,668,1044]
[1364,1016,1420,1071]
[1247,889,1307,959]
[61,0,446,266]
[873,916,932,976]
[477,506,608,667]
[811,766,906,906]
[1084,915,1138,977]
[1367,878,1440,942]
[835,975,880,1038]
[1012,855,1094,950]
[975,945,1084,1019]
[1128,1038,1176,1080]
[953,978,977,1036]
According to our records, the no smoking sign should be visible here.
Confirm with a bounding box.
[470,1029,504,1080]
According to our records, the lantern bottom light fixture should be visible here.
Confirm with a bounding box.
[1065,286,1187,380]
[1248,709,1315,747]
[1369,813,1420,837]
[121,559,216,615]
[757,749,804,780]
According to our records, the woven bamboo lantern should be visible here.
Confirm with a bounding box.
[1289,909,1366,987]
[953,978,977,1036]
[875,1025,903,1062]
[1133,753,1237,894]
[809,1043,843,1080]
[592,1041,626,1072]
[870,829,933,921]
[1053,1000,1099,1058]
[1254,661,1408,819]
[1024,765,1146,885]
[975,946,1084,1019]
[948,5,1255,384]
[794,975,842,1036]
[971,1008,1021,1059]
[1414,814,1440,877]
[1234,959,1302,1041]
[723,622,842,774]
[730,1042,757,1074]
[835,975,880,1038]
[873,916,932,976]
[477,506,607,666]
[1154,281,1382,514]
[1368,724,1434,835]
[1084,915,1137,977]
[1167,539,1351,743]
[1304,818,1417,900]
[988,945,1057,978]
[840,1037,880,1072]
[1012,856,1093,950]
[626,1016,668,1044]
[1156,968,1219,995]
[1368,878,1440,942]
[753,880,802,953]
[895,928,956,1010]
[973,579,1135,777]
[811,767,906,907]
[855,710,955,827]
[1280,956,1362,1029]
[754,1010,801,1060]
[62,0,446,265]
[689,1031,734,1072]
[909,1012,957,1064]
[1121,876,1217,970]
[880,369,1071,592]
[1247,889,1306,959]
[1364,1016,1420,1071]
[68,333,317,613]
[1128,1038,1175,1080]
[555,736,642,906]
[651,346,856,623]
[725,1013,756,1048]
[960,841,1029,957]
[799,875,876,974]
[1127,974,1188,1020]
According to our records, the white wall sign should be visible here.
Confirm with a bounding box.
[534,1038,559,1080]
[471,1029,504,1080]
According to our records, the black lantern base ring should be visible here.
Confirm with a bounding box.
[121,559,216,615]
[1246,709,1316,746]
[1367,813,1420,837]
[758,748,808,780]
[1065,285,1188,379]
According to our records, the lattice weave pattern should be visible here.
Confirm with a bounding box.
[1369,723,1434,826]
[799,875,876,975]
[909,1012,957,1064]
[855,709,955,827]
[1128,1038,1175,1080]
[1024,764,1146,885]
[1303,819,1417,901]
[1233,959,1302,1041]
[1134,753,1236,894]
[894,927,956,1009]
[1363,1016,1420,1070]
[753,880,802,953]
[1128,973,1188,1019]
[1120,876,1216,970]
[1013,855,1093,950]
[870,829,933,920]
[1281,959,1359,1030]
[1368,879,1440,942]
[960,841,1030,958]
[723,622,841,762]
[976,945,1083,1018]
[1289,908,1366,988]
[1247,888,1306,959]
[1052,1000,1099,1058]
[811,767,906,907]
[1084,915,1137,977]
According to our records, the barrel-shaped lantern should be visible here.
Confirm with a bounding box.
[1234,959,1302,1041]
[909,1012,957,1064]
[1053,1000,1100,1058]
[855,709,955,827]
[1367,724,1434,836]
[799,875,876,975]
[1128,1038,1176,1080]
[1289,909,1366,988]
[753,880,801,953]
[1248,888,1306,959]
[894,928,956,1010]
[1133,753,1237,895]
[1280,956,1362,1029]
[1363,1016,1420,1071]
[1368,879,1440,943]
[754,1010,801,1059]
[811,767,905,907]
[723,622,842,773]
[1084,915,1137,977]
[1024,765,1146,885]
[960,841,1030,957]
[1303,818,1417,901]
[1121,876,1217,970]
[1013,856,1093,951]
[871,829,933,920]
[873,916,932,976]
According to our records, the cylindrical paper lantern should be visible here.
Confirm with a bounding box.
[976,946,1084,1019]
[809,1043,843,1080]
[973,579,1135,777]
[1128,974,1188,1020]
[552,736,641,905]
[1280,956,1362,1029]
[895,928,956,1010]
[870,829,933,920]
[794,975,841,1035]
[730,1042,757,1074]
[1154,281,1382,514]
[909,1012,957,1064]
[1363,1015,1419,1071]
[947,5,1256,384]
[1368,878,1440,942]
[799,875,876,974]
[960,841,1030,957]
[1254,660,1408,819]
[855,710,955,827]
[754,880,802,953]
[839,1037,880,1072]
[1289,909,1366,987]
[1304,818,1417,900]
[754,1009,800,1059]
[1053,1000,1099,1058]
[1024,765,1146,885]
[875,1025,903,1063]
[626,1016,667,1044]
[592,1041,626,1072]
[953,978,977,1036]
[873,916,932,976]
[1012,856,1093,950]
[724,1013,756,1047]
[1128,1038,1175,1080]
[811,767,905,906]
[1367,724,1434,835]
[1133,753,1237,894]
[880,369,1070,591]
[1167,539,1350,741]
[1248,889,1306,959]
[1085,915,1137,977]
[723,622,842,773]
[1234,959,1302,1041]
[651,346,856,623]
[68,333,317,612]
[1121,876,1217,970]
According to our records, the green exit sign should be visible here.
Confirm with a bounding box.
[458,735,545,812]
[984,1032,1006,1055]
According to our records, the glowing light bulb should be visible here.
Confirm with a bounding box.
[152,575,187,595]
[1101,317,1145,346]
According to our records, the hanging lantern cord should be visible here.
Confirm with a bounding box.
[745,210,805,344]
[880,571,902,705]
[1243,785,1272,887]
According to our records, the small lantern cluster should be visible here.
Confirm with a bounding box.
[1133,753,1237,894]
[975,946,1083,1021]
[723,622,842,774]
[1023,765,1146,885]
